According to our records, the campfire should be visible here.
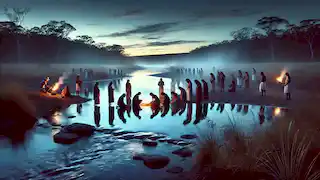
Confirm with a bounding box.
[140,99,152,107]
[274,107,281,116]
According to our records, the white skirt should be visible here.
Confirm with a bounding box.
[252,74,256,81]
[237,77,243,86]
[259,82,266,92]
[284,85,289,93]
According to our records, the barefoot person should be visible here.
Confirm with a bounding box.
[259,72,267,96]
[283,72,291,100]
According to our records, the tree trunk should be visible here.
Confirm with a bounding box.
[308,42,314,60]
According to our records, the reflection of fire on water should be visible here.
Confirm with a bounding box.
[140,99,152,107]
[274,107,281,116]
[276,69,287,83]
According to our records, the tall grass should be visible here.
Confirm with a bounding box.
[194,114,320,180]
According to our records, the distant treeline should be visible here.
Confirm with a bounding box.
[191,17,320,62]
[0,20,127,64]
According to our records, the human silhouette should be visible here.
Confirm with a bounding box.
[194,80,202,104]
[202,103,208,118]
[151,105,160,119]
[244,72,250,89]
[201,79,209,101]
[237,70,243,88]
[243,105,249,115]
[150,93,160,110]
[217,103,225,113]
[178,86,187,102]
[220,72,226,92]
[259,106,265,125]
[117,107,127,124]
[132,92,142,119]
[94,82,100,105]
[108,82,114,104]
[161,92,170,108]
[161,104,170,117]
[210,102,215,110]
[230,104,235,111]
[236,104,243,113]
[194,103,203,124]
[117,93,127,109]
[76,104,82,114]
[171,91,180,115]
[179,101,186,116]
[210,73,216,93]
[125,80,132,100]
[94,105,101,127]
[109,106,115,127]
[126,98,132,118]
[228,80,236,92]
[186,79,192,103]
[283,72,291,100]
[259,72,267,96]
[183,103,193,125]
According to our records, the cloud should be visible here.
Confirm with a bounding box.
[119,9,145,17]
[86,23,102,26]
[124,40,206,48]
[194,8,264,19]
[141,35,162,40]
[97,22,179,38]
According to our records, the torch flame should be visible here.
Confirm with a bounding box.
[140,99,152,107]
[51,83,60,92]
[274,107,281,116]
[276,69,287,83]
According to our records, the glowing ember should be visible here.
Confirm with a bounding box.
[274,107,281,116]
[276,69,287,83]
[51,83,60,92]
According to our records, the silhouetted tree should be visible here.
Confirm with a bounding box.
[298,19,320,60]
[106,44,125,55]
[4,7,30,62]
[256,16,289,61]
[40,20,76,38]
[230,27,262,41]
[75,35,95,45]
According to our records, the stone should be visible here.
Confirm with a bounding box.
[172,147,193,158]
[177,141,191,146]
[118,134,135,140]
[67,115,76,119]
[142,140,158,147]
[180,134,198,139]
[133,153,170,169]
[166,166,184,174]
[53,132,80,144]
[148,135,167,141]
[112,130,134,136]
[61,123,95,137]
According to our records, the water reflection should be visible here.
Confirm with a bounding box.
[117,107,127,124]
[108,106,115,126]
[94,105,101,127]
[243,105,249,115]
[76,104,82,114]
[259,106,265,125]
[179,102,186,115]
[183,103,193,125]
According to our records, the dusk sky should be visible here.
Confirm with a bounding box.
[0,0,319,56]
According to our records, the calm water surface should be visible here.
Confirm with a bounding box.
[0,70,285,180]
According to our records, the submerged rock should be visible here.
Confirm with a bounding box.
[53,132,80,144]
[172,147,193,158]
[112,130,134,136]
[133,153,170,169]
[142,140,158,147]
[61,123,95,137]
[67,115,76,119]
[148,135,167,141]
[166,166,184,174]
[180,134,198,139]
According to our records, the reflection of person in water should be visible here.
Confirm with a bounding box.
[151,105,160,119]
[210,73,215,93]
[194,103,203,124]
[194,80,202,104]
[183,103,193,125]
[76,104,82,114]
[210,102,215,110]
[236,104,242,113]
[202,103,208,118]
[158,78,165,95]
[179,101,186,116]
[94,105,101,127]
[108,82,114,104]
[186,79,192,103]
[150,93,160,109]
[217,103,225,113]
[178,87,187,102]
[171,78,176,92]
[94,82,100,105]
[117,106,127,124]
[126,98,131,118]
[230,104,235,111]
[243,105,249,115]
[171,91,180,116]
[259,106,265,125]
[125,80,132,99]
[201,79,209,101]
[132,92,142,119]
[117,93,127,109]
[109,106,115,126]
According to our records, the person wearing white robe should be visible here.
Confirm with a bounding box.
[158,78,165,104]
[259,72,267,96]
[171,79,176,92]
[283,72,291,100]
[252,68,256,81]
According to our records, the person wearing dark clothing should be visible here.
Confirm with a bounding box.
[125,80,132,99]
[228,80,236,92]
[220,72,225,92]
[76,75,82,96]
[161,92,170,107]
[93,82,100,104]
[194,80,202,104]
[186,79,192,103]
[132,92,142,107]
[244,72,250,88]
[108,82,115,103]
[201,79,209,101]
[210,73,215,93]
[150,93,160,109]
[117,93,127,109]
[178,87,187,102]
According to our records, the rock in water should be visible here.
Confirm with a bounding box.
[53,132,80,144]
[61,123,95,137]
[172,147,193,158]
[133,153,170,169]
[180,134,198,139]
[166,166,184,174]
[142,140,158,147]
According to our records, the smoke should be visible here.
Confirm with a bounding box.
[57,72,70,86]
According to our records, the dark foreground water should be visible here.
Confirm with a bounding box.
[0,70,286,180]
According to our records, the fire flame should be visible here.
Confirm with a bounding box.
[51,83,60,92]
[274,107,281,116]
[140,99,152,107]
[276,69,287,83]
